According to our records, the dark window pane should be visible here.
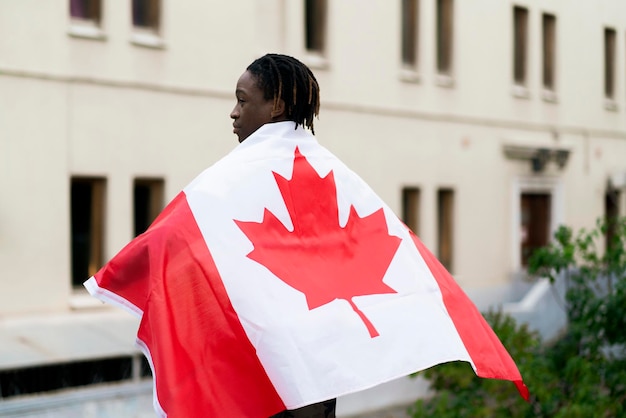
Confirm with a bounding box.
[604,28,616,98]
[513,7,528,84]
[521,193,551,266]
[402,187,420,234]
[134,179,164,236]
[542,14,556,89]
[133,0,160,29]
[436,0,453,74]
[402,0,418,66]
[305,0,326,53]
[0,357,133,399]
[71,178,104,286]
[605,189,620,251]
[70,0,101,22]
[71,181,92,286]
[134,184,151,236]
[437,189,454,271]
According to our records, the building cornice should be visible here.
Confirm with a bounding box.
[2,66,625,140]
[0,66,232,99]
[323,101,626,140]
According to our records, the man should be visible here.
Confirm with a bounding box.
[85,54,526,417]
[230,53,320,143]
[231,54,335,418]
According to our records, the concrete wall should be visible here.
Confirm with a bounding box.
[2,0,625,313]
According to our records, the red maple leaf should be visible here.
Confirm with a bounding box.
[234,147,402,338]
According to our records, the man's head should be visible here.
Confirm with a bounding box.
[230,54,320,142]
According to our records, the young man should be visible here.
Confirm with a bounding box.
[231,54,336,418]
[230,53,320,143]
[85,53,526,418]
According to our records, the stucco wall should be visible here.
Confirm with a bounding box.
[0,1,625,414]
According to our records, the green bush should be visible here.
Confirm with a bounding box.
[409,217,626,418]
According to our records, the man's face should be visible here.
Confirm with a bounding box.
[230,70,275,143]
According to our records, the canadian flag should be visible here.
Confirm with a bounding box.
[85,122,528,417]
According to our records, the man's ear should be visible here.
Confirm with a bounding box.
[270,99,286,120]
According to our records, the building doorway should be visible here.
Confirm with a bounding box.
[520,193,551,266]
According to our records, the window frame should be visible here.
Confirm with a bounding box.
[130,0,165,49]
[520,192,552,267]
[68,0,106,40]
[605,189,621,252]
[541,13,558,102]
[604,27,617,110]
[435,0,454,86]
[133,178,165,237]
[304,0,327,56]
[401,0,419,69]
[401,187,421,236]
[70,177,106,288]
[399,0,421,82]
[510,176,564,272]
[512,5,530,98]
[437,188,454,272]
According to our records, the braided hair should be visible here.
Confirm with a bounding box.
[247,53,321,134]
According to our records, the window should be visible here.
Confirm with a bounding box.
[604,27,616,100]
[605,189,620,252]
[513,6,528,86]
[401,187,420,235]
[68,0,105,39]
[520,193,551,266]
[436,0,454,76]
[71,177,106,287]
[0,355,150,399]
[401,0,419,69]
[437,189,454,271]
[132,0,160,31]
[70,0,101,23]
[305,0,327,54]
[131,0,164,48]
[134,178,165,236]
[542,13,557,91]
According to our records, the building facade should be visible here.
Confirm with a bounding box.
[1,0,625,415]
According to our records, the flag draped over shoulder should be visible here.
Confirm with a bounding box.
[85,122,528,418]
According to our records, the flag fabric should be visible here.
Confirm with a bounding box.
[85,121,528,418]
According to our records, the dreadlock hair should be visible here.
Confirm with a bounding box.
[247,53,321,134]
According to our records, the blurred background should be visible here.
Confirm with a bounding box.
[1,0,625,417]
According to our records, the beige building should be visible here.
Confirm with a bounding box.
[1,0,625,415]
